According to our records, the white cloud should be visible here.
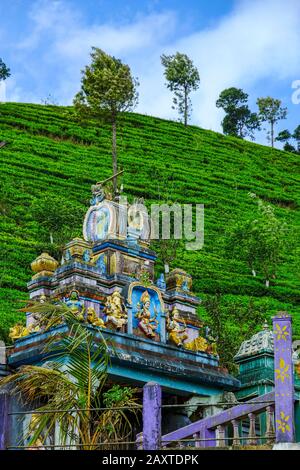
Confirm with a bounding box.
[6,0,300,136]
[137,0,300,131]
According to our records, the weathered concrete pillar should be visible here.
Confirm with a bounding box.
[273,313,295,444]
[0,392,8,450]
[143,382,161,450]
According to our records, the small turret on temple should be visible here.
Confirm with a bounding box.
[8,175,239,401]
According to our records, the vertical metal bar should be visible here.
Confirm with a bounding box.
[0,392,8,450]
[142,382,161,450]
[273,313,295,443]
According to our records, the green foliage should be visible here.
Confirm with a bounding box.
[0,308,140,449]
[293,125,300,151]
[74,47,139,193]
[31,194,83,245]
[227,194,287,286]
[201,295,268,372]
[276,129,300,154]
[74,48,139,120]
[257,97,287,147]
[0,102,299,358]
[161,52,200,126]
[0,59,10,82]
[276,129,292,143]
[216,88,260,139]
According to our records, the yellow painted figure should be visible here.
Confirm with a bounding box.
[9,323,30,341]
[104,291,127,330]
[167,307,188,347]
[86,307,105,328]
[135,290,158,339]
[184,335,209,353]
[66,290,84,322]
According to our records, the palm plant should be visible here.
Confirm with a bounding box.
[1,301,141,450]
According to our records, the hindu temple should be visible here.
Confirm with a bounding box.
[3,177,300,448]
[5,177,239,432]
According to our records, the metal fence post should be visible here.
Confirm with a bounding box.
[143,382,161,450]
[273,312,295,444]
[0,392,8,450]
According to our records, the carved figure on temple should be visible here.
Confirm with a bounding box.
[86,307,106,328]
[96,254,106,275]
[184,335,209,353]
[66,290,84,321]
[103,291,127,330]
[9,323,30,341]
[167,307,188,347]
[135,290,158,339]
[29,294,47,331]
[156,273,166,290]
[204,326,218,355]
[82,249,91,263]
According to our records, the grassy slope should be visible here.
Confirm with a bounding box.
[0,102,299,348]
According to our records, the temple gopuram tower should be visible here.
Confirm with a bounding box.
[8,177,239,416]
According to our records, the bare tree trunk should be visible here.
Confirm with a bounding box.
[50,232,54,245]
[265,279,270,288]
[112,117,117,196]
[184,87,188,126]
[271,121,274,148]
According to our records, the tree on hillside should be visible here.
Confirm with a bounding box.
[257,97,287,147]
[275,130,296,153]
[227,193,286,287]
[202,295,266,372]
[74,48,139,196]
[276,127,300,153]
[0,58,10,83]
[31,195,81,246]
[293,125,300,152]
[161,52,200,126]
[216,87,260,139]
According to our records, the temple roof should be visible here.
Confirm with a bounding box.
[234,321,274,361]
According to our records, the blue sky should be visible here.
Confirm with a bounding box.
[0,0,300,146]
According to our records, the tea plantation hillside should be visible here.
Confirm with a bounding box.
[0,102,299,358]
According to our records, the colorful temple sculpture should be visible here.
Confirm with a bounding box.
[5,179,239,439]
[2,178,300,448]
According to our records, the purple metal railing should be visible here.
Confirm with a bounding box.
[140,313,295,450]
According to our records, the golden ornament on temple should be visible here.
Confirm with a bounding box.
[31,252,58,280]
[86,307,106,328]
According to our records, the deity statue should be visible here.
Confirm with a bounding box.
[167,307,188,347]
[86,307,106,328]
[135,290,158,339]
[96,254,106,275]
[9,323,30,341]
[66,290,84,321]
[29,294,47,331]
[204,326,218,355]
[156,273,166,290]
[103,291,127,330]
[184,335,209,353]
[82,249,91,263]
